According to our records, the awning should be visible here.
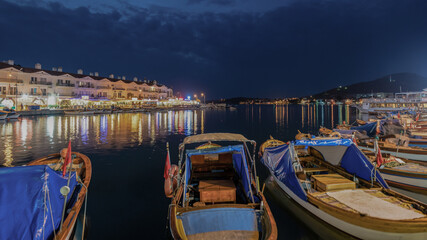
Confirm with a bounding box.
[182,133,252,145]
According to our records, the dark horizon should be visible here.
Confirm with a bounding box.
[1,0,427,99]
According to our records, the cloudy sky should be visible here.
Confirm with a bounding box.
[1,0,427,98]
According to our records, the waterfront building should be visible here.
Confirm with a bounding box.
[0,60,173,109]
[355,88,427,114]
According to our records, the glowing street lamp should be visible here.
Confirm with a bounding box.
[201,93,205,104]
[194,94,198,99]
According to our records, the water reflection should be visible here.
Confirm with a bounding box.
[0,110,204,166]
[274,103,356,133]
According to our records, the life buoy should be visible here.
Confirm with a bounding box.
[330,132,342,138]
[164,164,179,198]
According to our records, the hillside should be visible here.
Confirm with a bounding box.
[312,73,427,99]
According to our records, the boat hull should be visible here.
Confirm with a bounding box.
[6,113,20,119]
[64,111,95,115]
[379,169,427,195]
[269,171,427,240]
[0,114,6,120]
[358,146,427,163]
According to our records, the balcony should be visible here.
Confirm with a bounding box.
[30,81,52,86]
[127,88,138,91]
[0,78,24,83]
[56,83,75,87]
[77,85,95,88]
[97,86,111,89]
[113,87,125,91]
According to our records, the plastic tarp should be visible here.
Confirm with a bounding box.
[340,144,388,188]
[295,139,352,147]
[177,207,258,235]
[0,165,77,240]
[351,121,379,137]
[183,145,255,204]
[260,144,307,201]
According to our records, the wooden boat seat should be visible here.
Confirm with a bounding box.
[199,180,236,204]
[303,167,329,173]
[311,174,356,192]
[187,230,259,240]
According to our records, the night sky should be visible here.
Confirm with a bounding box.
[1,0,427,99]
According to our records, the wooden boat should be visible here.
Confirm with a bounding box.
[0,149,91,240]
[358,141,427,163]
[260,138,427,239]
[0,110,20,119]
[93,109,105,114]
[363,151,427,195]
[64,110,95,115]
[167,133,277,240]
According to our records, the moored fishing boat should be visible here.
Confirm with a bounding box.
[0,111,6,120]
[260,138,427,240]
[0,145,91,240]
[166,133,277,240]
[0,110,20,119]
[358,141,427,163]
[362,148,427,195]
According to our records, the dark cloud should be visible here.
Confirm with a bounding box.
[1,0,427,98]
[187,0,235,6]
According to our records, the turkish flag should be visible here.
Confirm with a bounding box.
[164,150,171,179]
[62,140,72,177]
[376,146,384,167]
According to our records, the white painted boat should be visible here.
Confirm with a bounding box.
[358,144,427,163]
[64,110,95,115]
[260,139,427,240]
[6,113,20,119]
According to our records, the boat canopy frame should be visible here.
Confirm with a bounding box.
[177,133,258,206]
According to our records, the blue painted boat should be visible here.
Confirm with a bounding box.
[167,133,277,239]
[260,138,427,240]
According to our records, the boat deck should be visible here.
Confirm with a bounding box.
[310,189,425,220]
[389,163,427,174]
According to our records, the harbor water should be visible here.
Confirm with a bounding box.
[0,104,372,239]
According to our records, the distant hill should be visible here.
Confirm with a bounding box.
[312,73,427,99]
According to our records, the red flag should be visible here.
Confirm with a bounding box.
[352,137,358,146]
[416,113,420,122]
[376,146,384,167]
[62,140,72,177]
[397,112,401,118]
[164,149,171,179]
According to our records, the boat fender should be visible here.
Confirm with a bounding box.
[164,164,179,198]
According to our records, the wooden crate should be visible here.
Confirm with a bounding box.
[312,174,355,192]
[199,180,236,203]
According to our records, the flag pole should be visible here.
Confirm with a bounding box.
[60,142,73,230]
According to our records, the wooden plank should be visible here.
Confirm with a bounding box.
[304,167,329,173]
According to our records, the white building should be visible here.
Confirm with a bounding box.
[0,60,173,109]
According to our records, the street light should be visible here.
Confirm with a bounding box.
[194,94,197,99]
[201,93,205,104]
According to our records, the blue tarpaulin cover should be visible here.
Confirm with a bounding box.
[295,139,352,147]
[340,144,388,188]
[0,165,77,240]
[351,121,380,137]
[177,207,258,235]
[260,144,307,201]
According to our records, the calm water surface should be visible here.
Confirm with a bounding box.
[0,104,360,239]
